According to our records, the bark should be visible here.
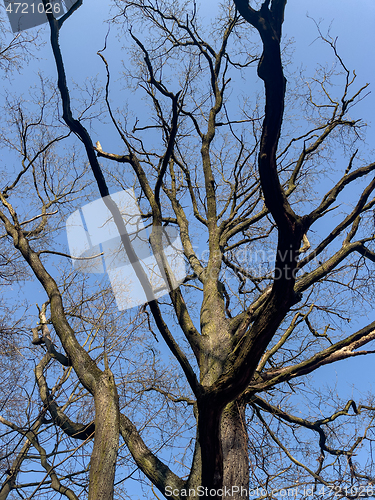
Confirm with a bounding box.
[88,356,120,500]
[221,400,249,499]
[187,399,249,500]
[198,280,233,495]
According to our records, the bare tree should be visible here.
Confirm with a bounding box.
[1,1,375,499]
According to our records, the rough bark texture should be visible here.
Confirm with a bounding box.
[88,366,120,499]
[221,400,249,498]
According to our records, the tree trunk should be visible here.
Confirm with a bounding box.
[221,399,249,499]
[88,358,120,500]
[189,398,249,500]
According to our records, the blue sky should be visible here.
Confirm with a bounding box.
[1,0,375,497]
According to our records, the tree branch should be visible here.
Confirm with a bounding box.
[119,413,184,500]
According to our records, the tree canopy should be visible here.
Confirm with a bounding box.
[0,1,375,499]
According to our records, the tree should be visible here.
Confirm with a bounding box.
[1,0,375,498]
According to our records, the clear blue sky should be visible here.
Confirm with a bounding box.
[2,0,375,497]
